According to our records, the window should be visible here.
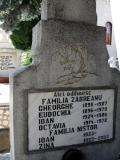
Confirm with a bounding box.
[105,22,112,45]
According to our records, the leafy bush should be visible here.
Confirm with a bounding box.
[10,19,39,50]
[0,0,41,31]
[21,50,32,65]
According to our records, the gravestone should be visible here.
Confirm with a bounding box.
[0,48,21,83]
[10,0,120,160]
[0,53,15,71]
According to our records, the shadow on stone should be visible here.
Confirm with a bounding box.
[62,149,85,160]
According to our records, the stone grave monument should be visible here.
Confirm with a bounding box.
[10,0,120,160]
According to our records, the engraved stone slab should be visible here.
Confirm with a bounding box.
[28,88,116,152]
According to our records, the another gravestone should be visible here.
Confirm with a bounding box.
[10,0,120,160]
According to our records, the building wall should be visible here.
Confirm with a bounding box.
[110,0,120,70]
[96,0,119,69]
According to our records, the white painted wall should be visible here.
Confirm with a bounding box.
[0,29,13,49]
[110,0,120,70]
[96,0,119,70]
[0,84,9,105]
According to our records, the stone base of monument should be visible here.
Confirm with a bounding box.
[10,1,120,160]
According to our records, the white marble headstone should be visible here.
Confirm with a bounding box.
[28,88,115,152]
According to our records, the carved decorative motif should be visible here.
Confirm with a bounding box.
[51,44,88,85]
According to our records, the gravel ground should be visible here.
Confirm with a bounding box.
[0,153,10,160]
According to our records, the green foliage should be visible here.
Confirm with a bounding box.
[10,19,39,50]
[0,0,41,51]
[21,50,32,65]
[0,0,42,31]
